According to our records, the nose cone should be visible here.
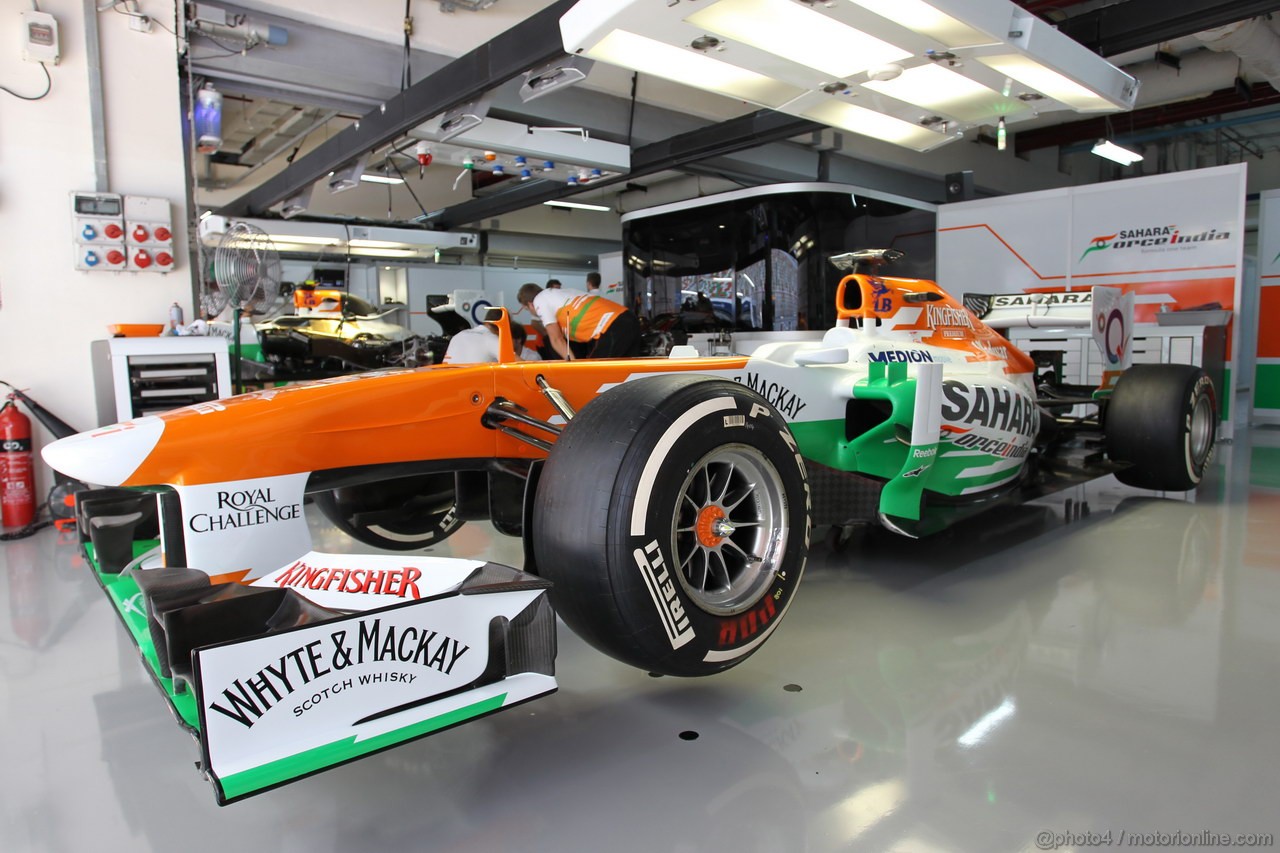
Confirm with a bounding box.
[41,417,166,487]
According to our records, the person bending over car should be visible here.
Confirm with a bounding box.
[516,282,640,360]
[442,317,540,363]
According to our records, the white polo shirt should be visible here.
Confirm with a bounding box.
[442,325,542,364]
[530,287,589,330]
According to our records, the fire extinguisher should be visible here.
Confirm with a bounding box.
[1,395,35,528]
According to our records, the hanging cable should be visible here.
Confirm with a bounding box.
[1,62,51,100]
[387,156,431,221]
[401,1,413,91]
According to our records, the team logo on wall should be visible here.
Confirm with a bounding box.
[1080,224,1231,261]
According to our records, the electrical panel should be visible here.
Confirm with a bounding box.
[71,192,127,271]
[124,196,175,272]
[21,10,60,65]
[71,193,176,273]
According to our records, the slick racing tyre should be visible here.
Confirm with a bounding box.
[313,472,462,551]
[533,375,810,676]
[1105,364,1217,491]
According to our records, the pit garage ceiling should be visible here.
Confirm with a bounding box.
[191,0,1280,236]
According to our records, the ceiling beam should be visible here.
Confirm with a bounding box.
[1014,0,1092,19]
[1016,82,1280,153]
[428,110,824,229]
[1057,0,1280,57]
[216,0,577,217]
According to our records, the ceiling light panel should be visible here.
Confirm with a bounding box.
[978,54,1115,111]
[559,0,1138,152]
[584,29,805,108]
[863,64,1021,123]
[684,0,911,79]
[845,0,1002,49]
[801,100,948,151]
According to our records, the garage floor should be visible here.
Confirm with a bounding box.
[3,428,1279,853]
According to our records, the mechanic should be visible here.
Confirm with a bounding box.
[442,317,539,363]
[586,271,601,293]
[545,278,562,289]
[516,283,640,360]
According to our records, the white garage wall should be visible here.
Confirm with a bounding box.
[0,2,191,492]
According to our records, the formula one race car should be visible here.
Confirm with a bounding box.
[255,291,433,372]
[43,249,1217,801]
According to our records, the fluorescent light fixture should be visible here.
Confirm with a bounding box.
[1091,138,1143,165]
[863,64,1010,123]
[957,698,1015,747]
[436,96,491,142]
[684,0,910,79]
[847,0,997,48]
[997,116,1007,150]
[560,0,1136,154]
[347,239,413,249]
[346,247,421,258]
[979,54,1116,112]
[264,234,341,246]
[802,100,946,151]
[583,29,805,108]
[544,200,611,212]
[520,54,594,103]
[360,174,404,185]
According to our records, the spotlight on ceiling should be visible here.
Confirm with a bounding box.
[1091,138,1143,165]
[280,185,313,219]
[435,96,492,142]
[327,153,369,194]
[520,54,595,102]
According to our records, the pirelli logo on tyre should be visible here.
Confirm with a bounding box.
[633,539,695,649]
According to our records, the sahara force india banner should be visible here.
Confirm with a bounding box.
[937,163,1246,431]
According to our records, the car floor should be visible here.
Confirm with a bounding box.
[3,428,1279,853]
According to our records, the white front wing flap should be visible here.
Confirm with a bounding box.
[193,554,556,804]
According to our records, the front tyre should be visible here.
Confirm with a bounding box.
[1105,364,1217,491]
[533,376,810,676]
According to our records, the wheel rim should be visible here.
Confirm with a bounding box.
[671,444,788,616]
[1189,394,1214,465]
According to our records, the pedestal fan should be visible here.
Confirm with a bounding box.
[209,221,281,393]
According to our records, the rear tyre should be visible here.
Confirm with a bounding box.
[533,376,810,676]
[313,473,462,551]
[1105,364,1216,491]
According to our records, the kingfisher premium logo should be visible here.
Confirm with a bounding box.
[188,487,302,534]
[1081,224,1230,261]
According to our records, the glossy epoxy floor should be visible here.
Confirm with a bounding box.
[3,431,1280,853]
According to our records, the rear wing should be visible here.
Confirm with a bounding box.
[965,287,1134,383]
[962,291,1093,329]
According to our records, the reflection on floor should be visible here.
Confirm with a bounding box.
[3,429,1279,853]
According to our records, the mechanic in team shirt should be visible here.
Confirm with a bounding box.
[516,282,640,359]
[586,271,601,293]
[442,316,540,363]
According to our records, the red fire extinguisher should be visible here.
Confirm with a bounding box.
[1,395,35,528]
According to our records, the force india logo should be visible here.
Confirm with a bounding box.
[1080,225,1230,261]
[188,487,301,534]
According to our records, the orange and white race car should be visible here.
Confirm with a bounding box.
[42,250,1216,801]
[46,248,1218,675]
